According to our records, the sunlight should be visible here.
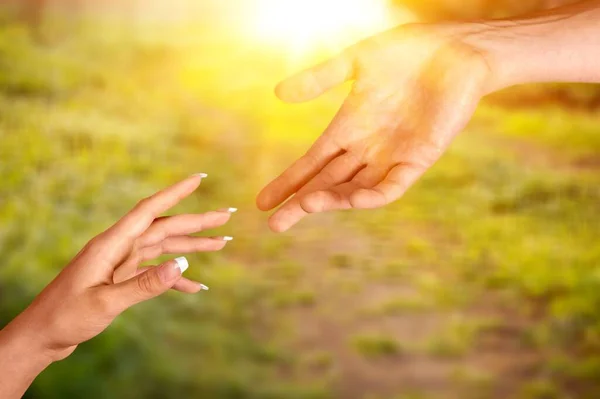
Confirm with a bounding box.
[250,0,392,51]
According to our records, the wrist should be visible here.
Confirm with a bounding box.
[462,18,559,93]
[462,2,600,93]
[0,319,55,370]
[0,319,57,398]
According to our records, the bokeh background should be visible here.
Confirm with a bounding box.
[0,1,599,398]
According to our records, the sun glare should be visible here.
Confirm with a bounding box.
[251,0,392,51]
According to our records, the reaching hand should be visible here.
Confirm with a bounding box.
[257,23,494,232]
[0,175,235,398]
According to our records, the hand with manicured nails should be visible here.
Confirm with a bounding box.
[257,24,493,232]
[0,174,235,399]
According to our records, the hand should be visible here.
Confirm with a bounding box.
[0,175,235,398]
[257,23,494,232]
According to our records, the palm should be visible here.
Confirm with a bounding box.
[257,25,491,232]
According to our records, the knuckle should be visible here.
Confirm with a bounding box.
[319,168,337,186]
[301,152,318,168]
[147,243,165,259]
[81,233,110,256]
[353,173,371,188]
[129,250,144,268]
[87,233,106,248]
[373,186,392,205]
[300,192,325,214]
[136,271,156,295]
[90,291,113,316]
[135,197,150,210]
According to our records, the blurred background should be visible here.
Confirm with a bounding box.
[0,0,599,398]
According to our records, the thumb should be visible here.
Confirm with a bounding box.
[275,50,355,103]
[109,257,188,311]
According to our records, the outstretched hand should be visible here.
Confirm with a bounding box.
[0,175,235,398]
[257,24,494,232]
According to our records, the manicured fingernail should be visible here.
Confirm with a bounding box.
[227,208,238,213]
[222,236,233,241]
[174,256,189,274]
[200,284,209,291]
[159,260,181,282]
[191,173,208,178]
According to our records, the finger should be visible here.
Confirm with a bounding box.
[351,164,390,189]
[172,277,208,294]
[267,152,364,233]
[295,164,386,213]
[257,91,368,212]
[287,163,388,219]
[135,266,208,294]
[298,181,359,215]
[268,180,362,232]
[298,151,364,195]
[136,209,234,249]
[276,50,355,103]
[112,175,205,240]
[138,236,229,261]
[350,163,426,209]
[92,175,206,263]
[104,257,189,313]
[256,136,342,211]
[113,236,229,283]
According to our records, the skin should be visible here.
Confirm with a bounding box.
[257,0,600,232]
[0,175,234,398]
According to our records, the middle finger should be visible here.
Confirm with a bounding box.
[135,209,236,249]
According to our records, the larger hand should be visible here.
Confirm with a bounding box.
[257,23,494,232]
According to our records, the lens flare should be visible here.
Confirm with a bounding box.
[251,0,392,51]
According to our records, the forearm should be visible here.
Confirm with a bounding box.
[465,0,600,92]
[0,318,53,398]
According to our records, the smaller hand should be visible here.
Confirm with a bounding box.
[2,175,234,363]
[257,23,493,232]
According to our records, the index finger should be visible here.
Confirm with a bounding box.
[113,174,206,239]
[256,135,342,211]
[96,174,207,260]
[256,94,369,212]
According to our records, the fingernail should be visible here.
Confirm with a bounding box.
[222,236,233,241]
[174,256,189,274]
[200,284,209,291]
[191,173,208,178]
[159,259,183,282]
[227,208,238,213]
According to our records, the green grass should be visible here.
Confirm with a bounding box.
[362,296,432,316]
[329,253,353,269]
[518,380,561,399]
[272,289,317,308]
[351,334,403,358]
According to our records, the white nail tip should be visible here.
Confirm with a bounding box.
[223,236,234,241]
[227,208,238,213]
[174,257,189,274]
[200,284,209,291]
[192,173,208,178]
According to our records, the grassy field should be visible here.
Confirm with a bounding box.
[0,19,599,399]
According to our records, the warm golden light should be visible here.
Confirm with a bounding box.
[250,0,392,51]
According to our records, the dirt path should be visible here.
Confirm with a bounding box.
[251,213,540,399]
